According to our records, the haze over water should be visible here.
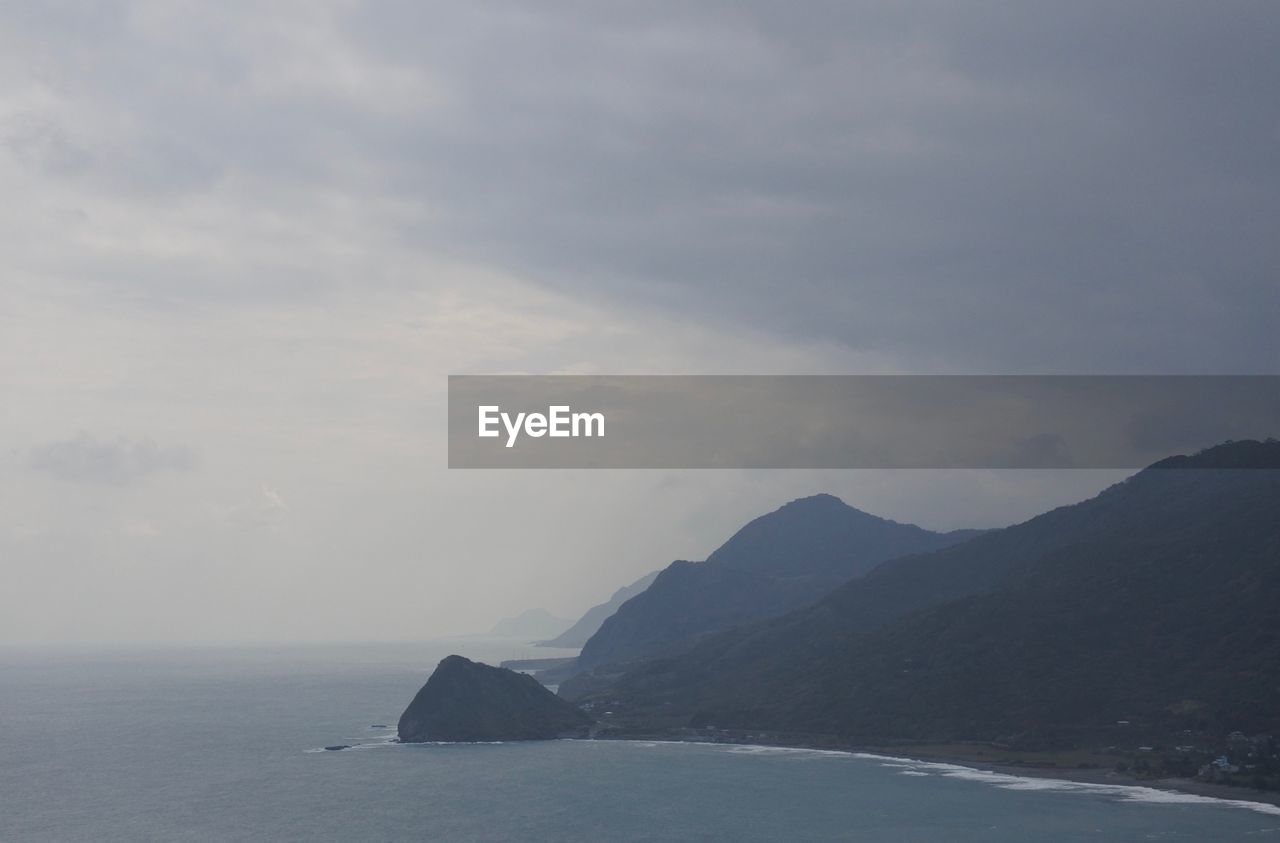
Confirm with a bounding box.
[3,642,1276,842]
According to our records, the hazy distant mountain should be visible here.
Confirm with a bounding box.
[574,494,982,671]
[487,608,571,640]
[398,655,592,742]
[584,441,1280,754]
[538,571,660,649]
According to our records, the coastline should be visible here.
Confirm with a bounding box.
[893,751,1280,811]
[592,733,1280,813]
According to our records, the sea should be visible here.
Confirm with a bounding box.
[3,640,1278,842]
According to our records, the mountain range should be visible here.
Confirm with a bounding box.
[401,440,1280,789]
[570,441,1280,771]
[486,608,571,640]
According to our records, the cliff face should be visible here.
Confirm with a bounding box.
[398,655,593,742]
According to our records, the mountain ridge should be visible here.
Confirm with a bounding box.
[573,494,982,672]
[487,608,571,640]
[538,570,660,649]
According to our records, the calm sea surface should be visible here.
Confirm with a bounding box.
[2,641,1278,841]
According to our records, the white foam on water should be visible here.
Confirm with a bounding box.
[623,739,845,759]
[726,745,808,755]
[849,752,1280,818]
[720,743,847,759]
[346,733,400,751]
[317,734,1280,817]
[305,729,399,754]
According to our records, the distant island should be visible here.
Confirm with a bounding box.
[398,655,593,742]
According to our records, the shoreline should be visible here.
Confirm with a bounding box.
[891,750,1280,810]
[594,733,1280,813]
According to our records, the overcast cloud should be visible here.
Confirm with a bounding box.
[25,433,195,484]
[1,2,1274,645]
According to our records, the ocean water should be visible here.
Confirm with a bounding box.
[3,642,1278,842]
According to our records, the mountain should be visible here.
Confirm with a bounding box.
[582,441,1280,754]
[398,655,593,742]
[538,570,660,648]
[487,608,571,640]
[573,494,982,672]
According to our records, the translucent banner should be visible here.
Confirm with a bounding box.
[447,375,1280,469]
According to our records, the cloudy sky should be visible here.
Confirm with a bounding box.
[2,1,1276,645]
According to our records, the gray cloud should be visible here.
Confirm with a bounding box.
[5,1,1277,372]
[25,433,196,485]
[222,485,289,530]
[351,1,1280,373]
[2,2,1276,645]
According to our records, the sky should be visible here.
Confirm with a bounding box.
[2,1,1277,645]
